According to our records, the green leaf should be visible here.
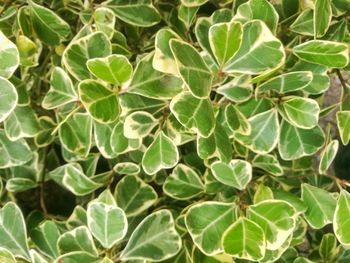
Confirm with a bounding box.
[123,111,158,139]
[224,104,251,135]
[110,122,141,154]
[178,5,199,29]
[273,190,307,214]
[181,0,208,6]
[142,131,179,175]
[211,159,252,190]
[113,162,140,175]
[293,40,349,68]
[78,80,120,123]
[290,9,314,36]
[120,210,181,261]
[29,1,71,46]
[319,139,339,174]
[128,53,183,99]
[301,183,336,229]
[30,249,49,263]
[256,71,313,94]
[278,97,320,129]
[31,221,60,259]
[209,21,242,65]
[54,251,100,263]
[87,202,127,249]
[0,247,16,263]
[0,31,19,79]
[336,111,350,145]
[170,39,212,98]
[234,109,279,154]
[314,0,332,38]
[62,32,111,81]
[103,0,161,27]
[217,75,253,103]
[87,54,132,85]
[93,7,115,38]
[114,175,157,217]
[278,121,325,160]
[163,164,204,200]
[94,121,118,159]
[185,201,238,255]
[0,77,17,122]
[252,154,283,176]
[319,233,337,262]
[222,217,265,261]
[170,91,215,137]
[253,184,274,204]
[334,190,350,246]
[247,200,297,250]
[223,20,285,75]
[0,202,30,260]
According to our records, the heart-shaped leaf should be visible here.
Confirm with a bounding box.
[123,111,158,139]
[0,77,17,122]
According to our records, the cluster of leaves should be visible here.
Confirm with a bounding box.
[1,0,350,262]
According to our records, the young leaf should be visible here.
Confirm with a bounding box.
[334,190,350,246]
[0,77,18,122]
[0,31,19,79]
[336,111,350,145]
[314,0,332,38]
[319,139,339,174]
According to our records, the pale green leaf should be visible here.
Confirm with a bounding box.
[0,31,19,79]
[113,162,140,175]
[94,7,115,38]
[319,139,339,174]
[54,251,100,263]
[0,77,17,122]
[334,190,350,246]
[290,9,314,36]
[319,233,337,262]
[110,122,141,155]
[181,0,208,7]
[252,154,283,176]
[123,111,158,139]
[0,247,16,263]
[224,104,251,135]
[336,111,350,145]
[217,75,253,103]
[31,221,60,259]
[94,121,118,159]
[29,250,49,263]
[314,0,332,38]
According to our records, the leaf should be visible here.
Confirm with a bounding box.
[0,77,17,122]
[170,39,212,98]
[110,121,141,154]
[78,80,120,123]
[42,67,77,110]
[178,5,199,29]
[87,202,127,249]
[336,111,350,145]
[87,54,132,85]
[163,164,204,200]
[114,175,157,217]
[314,0,332,38]
[247,200,297,250]
[0,31,19,79]
[256,71,313,94]
[54,251,100,263]
[273,190,307,214]
[301,183,336,229]
[170,91,215,137]
[278,121,325,160]
[211,159,252,190]
[181,0,208,6]
[128,53,183,99]
[142,131,179,175]
[278,97,320,129]
[252,154,283,176]
[103,0,161,27]
[31,221,60,259]
[0,247,16,263]
[234,109,279,154]
[209,21,242,65]
[62,32,111,81]
[223,20,285,75]
[94,121,118,159]
[319,139,339,174]
[123,111,158,139]
[293,40,349,68]
[113,162,140,175]
[224,104,251,135]
[0,202,30,260]
[93,7,115,38]
[30,250,49,263]
[185,201,238,255]
[217,75,253,103]
[29,1,71,45]
[334,190,350,246]
[120,210,181,261]
[319,233,337,262]
[222,217,265,261]
[253,184,274,204]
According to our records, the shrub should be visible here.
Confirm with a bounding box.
[0,0,350,262]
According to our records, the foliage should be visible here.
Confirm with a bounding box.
[0,0,350,262]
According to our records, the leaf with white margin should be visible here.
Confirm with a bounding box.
[0,31,19,79]
[0,202,30,260]
[93,7,115,38]
[252,154,283,176]
[170,39,212,98]
[273,190,307,214]
[260,234,293,263]
[170,91,215,137]
[278,97,320,129]
[247,200,297,250]
[42,67,77,110]
[319,139,339,174]
[319,233,337,262]
[114,175,157,217]
[110,122,141,154]
[142,131,179,175]
[301,183,336,229]
[120,210,181,261]
[290,9,314,36]
[78,80,120,124]
[185,201,239,255]
[54,251,100,263]
[217,75,252,103]
[293,40,349,68]
[124,111,158,139]
[181,0,208,6]
[87,202,127,249]
[0,129,33,168]
[163,164,204,200]
[94,121,118,159]
[178,5,199,29]
[314,0,332,38]
[223,20,285,75]
[256,71,313,94]
[334,190,350,246]
[30,250,48,263]
[0,77,17,122]
[113,162,140,175]
[278,121,325,160]
[49,163,102,196]
[0,247,16,263]
[253,184,274,204]
[211,159,252,190]
[234,109,279,154]
[87,54,132,85]
[222,217,265,261]
[224,104,251,135]
[62,32,111,81]
[209,21,242,66]
[336,111,350,145]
